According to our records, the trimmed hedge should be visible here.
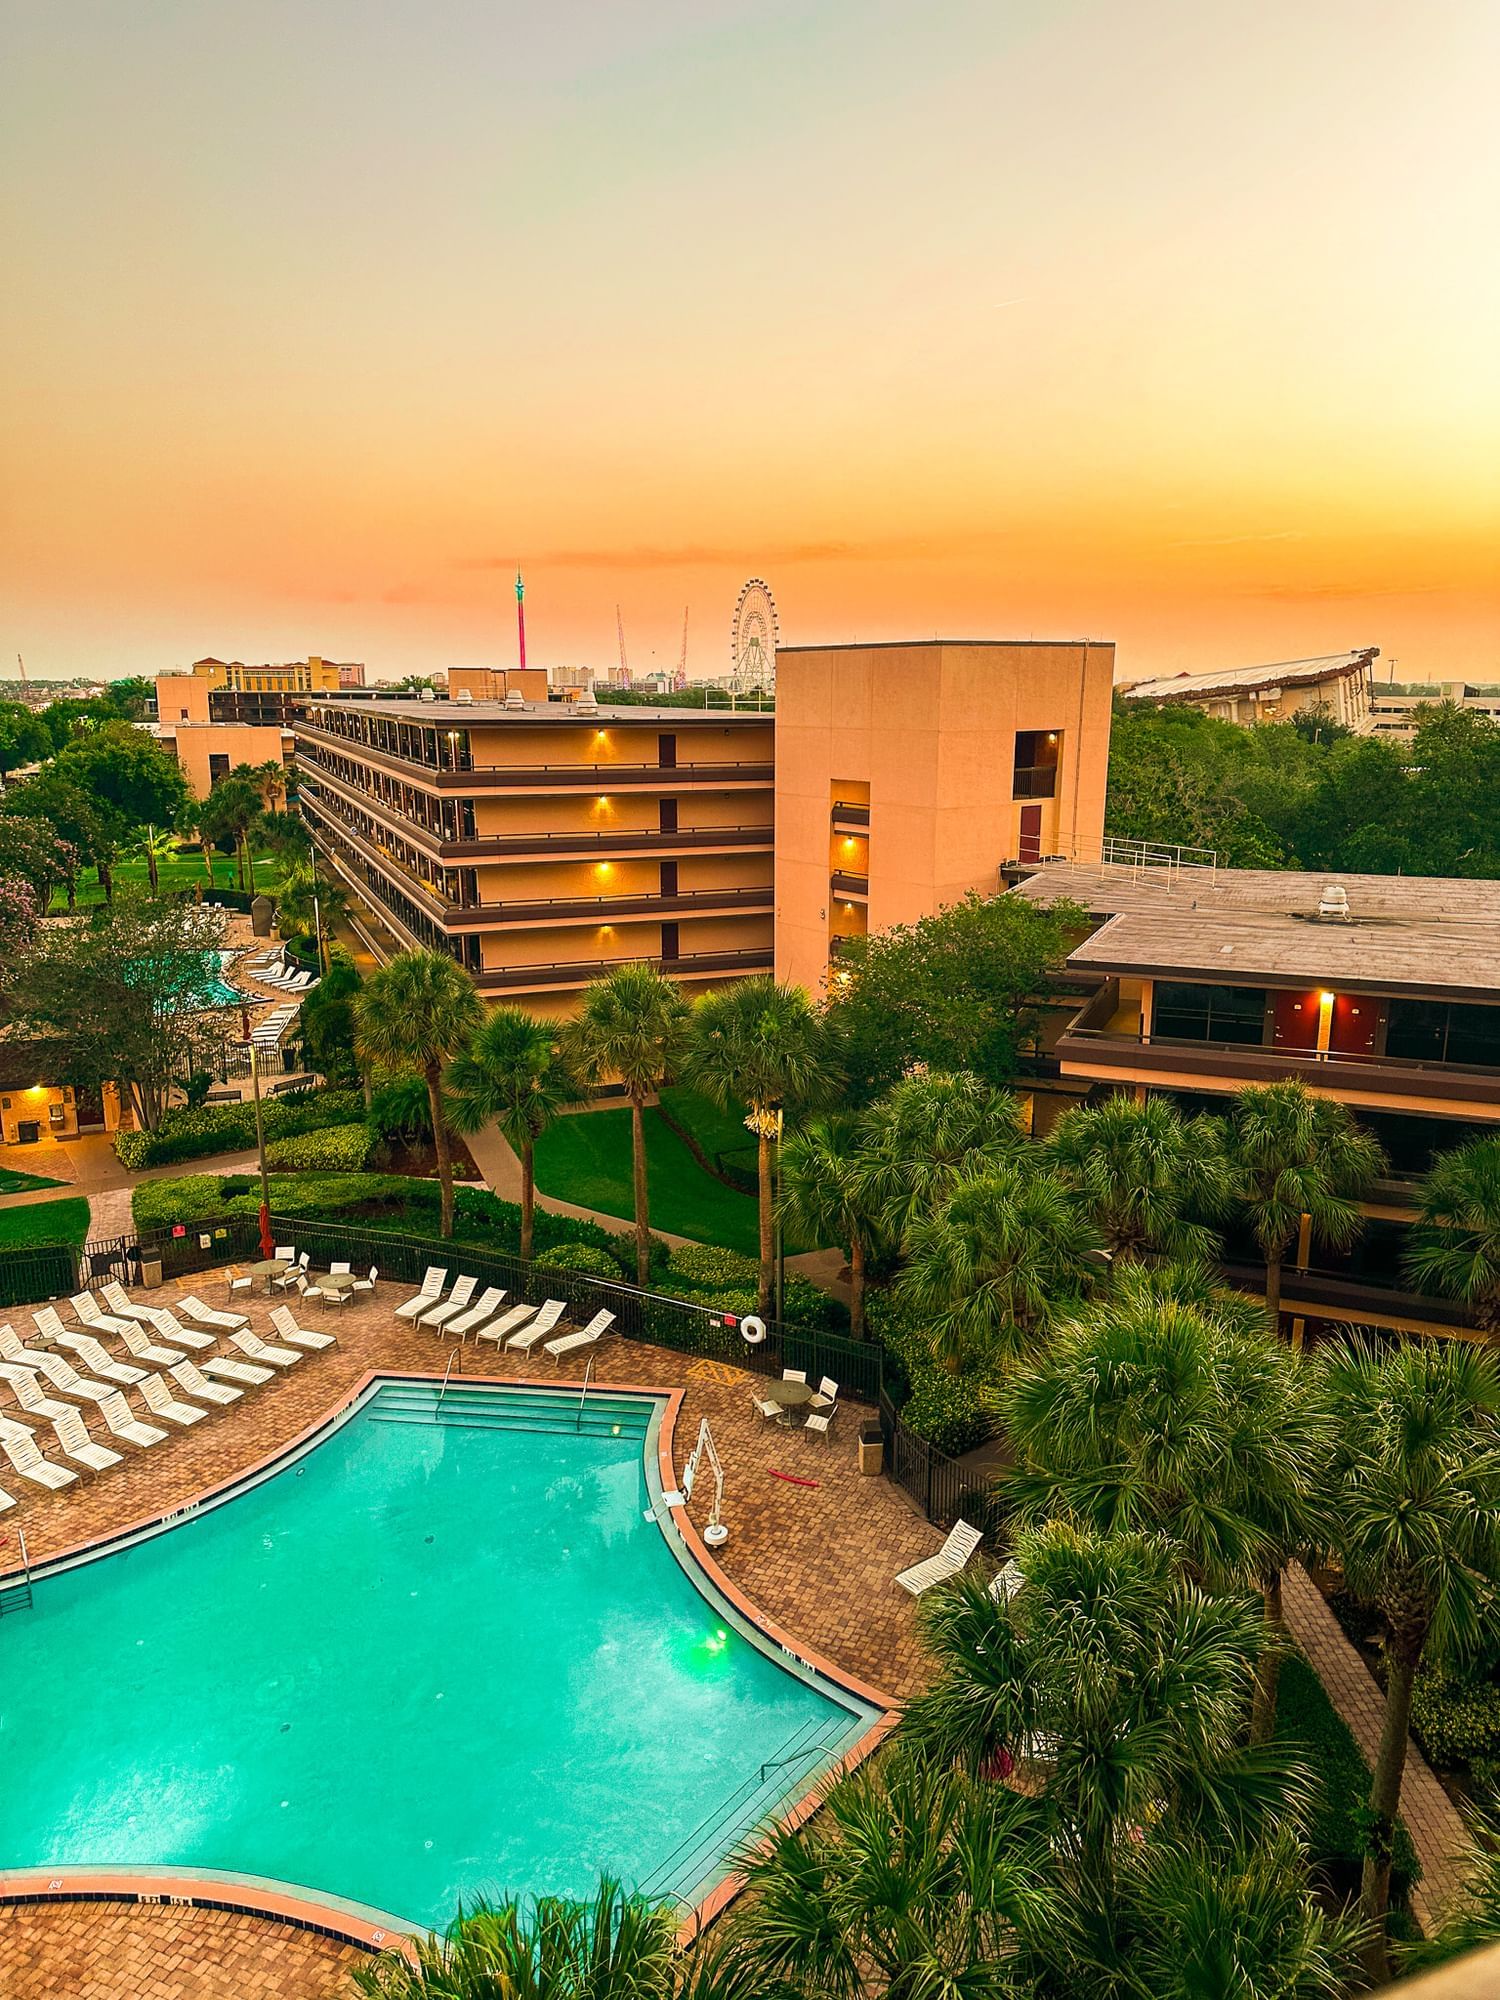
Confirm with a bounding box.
[264,1124,374,1172]
[1411,1666,1500,1774]
[656,1241,846,1335]
[114,1089,365,1170]
[1276,1652,1420,1900]
[533,1243,625,1278]
[867,1288,1000,1456]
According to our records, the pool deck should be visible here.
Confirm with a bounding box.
[0,1271,943,1998]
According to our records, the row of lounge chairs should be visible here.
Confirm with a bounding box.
[244,952,318,994]
[395,1268,617,1366]
[0,1282,338,1509]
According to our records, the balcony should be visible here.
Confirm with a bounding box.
[475,947,774,994]
[1011,765,1059,801]
[296,721,772,792]
[831,800,870,829]
[444,885,774,931]
[1056,984,1500,1109]
[830,870,869,900]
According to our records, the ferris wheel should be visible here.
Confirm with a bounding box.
[730,578,778,694]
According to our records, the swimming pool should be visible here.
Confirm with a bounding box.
[0,1382,881,1933]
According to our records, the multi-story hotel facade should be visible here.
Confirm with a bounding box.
[296,694,774,1014]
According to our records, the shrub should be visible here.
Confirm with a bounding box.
[899,1367,993,1456]
[533,1242,625,1279]
[658,1242,845,1332]
[1276,1652,1420,1899]
[114,1087,366,1169]
[667,1244,760,1294]
[367,1075,432,1144]
[1411,1667,1500,1773]
[264,1124,374,1172]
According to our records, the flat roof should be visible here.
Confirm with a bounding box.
[1121,648,1377,703]
[777,637,1110,653]
[1014,862,1500,1001]
[301,699,767,725]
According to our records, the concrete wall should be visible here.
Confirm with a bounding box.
[774,640,1114,994]
[158,722,293,799]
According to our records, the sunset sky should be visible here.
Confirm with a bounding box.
[3,0,1497,685]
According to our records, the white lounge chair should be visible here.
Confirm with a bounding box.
[418,1275,478,1330]
[269,1305,336,1351]
[114,1321,185,1368]
[444,1286,505,1339]
[138,1373,207,1427]
[70,1292,136,1338]
[544,1311,616,1364]
[395,1268,448,1321]
[0,1485,13,1512]
[201,1354,274,1387]
[170,1360,241,1407]
[49,1405,122,1472]
[0,1363,78,1423]
[35,1318,147,1387]
[2,1341,113,1404]
[229,1328,302,1369]
[895,1519,984,1597]
[146,1309,216,1353]
[0,1416,77,1490]
[97,1391,167,1449]
[506,1301,567,1354]
[175,1294,249,1333]
[100,1282,169,1327]
[473,1302,535,1347]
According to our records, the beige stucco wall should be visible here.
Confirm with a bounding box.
[158,723,293,799]
[774,640,1114,994]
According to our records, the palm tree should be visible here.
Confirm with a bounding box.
[355,949,483,1236]
[777,1113,885,1339]
[1048,1093,1234,1267]
[1001,1268,1332,1739]
[273,855,347,965]
[568,963,690,1287]
[197,773,263,892]
[681,977,841,1316]
[446,1007,588,1263]
[136,822,175,895]
[898,1159,1101,1369]
[1229,1079,1385,1325]
[1322,1336,1500,1975]
[1407,1136,1500,1330]
[353,1878,747,1999]
[854,1068,1025,1250]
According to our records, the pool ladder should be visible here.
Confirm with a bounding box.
[575,1358,594,1430]
[436,1349,462,1412]
[0,1528,34,1616]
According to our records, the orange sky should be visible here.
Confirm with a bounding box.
[3,0,1497,684]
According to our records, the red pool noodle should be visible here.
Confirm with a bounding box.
[769,1469,821,1488]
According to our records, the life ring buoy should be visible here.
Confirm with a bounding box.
[740,1315,767,1346]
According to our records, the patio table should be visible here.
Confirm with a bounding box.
[248,1259,288,1293]
[763,1378,816,1426]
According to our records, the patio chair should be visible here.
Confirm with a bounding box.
[0,1416,77,1490]
[351,1265,379,1297]
[201,1354,275,1388]
[229,1328,302,1370]
[544,1311,616,1365]
[418,1274,478,1330]
[445,1286,505,1339]
[169,1360,241,1407]
[175,1294,250,1333]
[269,1304,336,1352]
[505,1300,567,1353]
[138,1373,208,1428]
[751,1391,782,1422]
[226,1268,255,1305]
[809,1375,839,1411]
[273,1252,310,1292]
[0,1336,112,1404]
[895,1519,984,1598]
[69,1292,135,1339]
[47,1405,122,1472]
[803,1401,838,1444]
[781,1367,807,1385]
[395,1268,448,1322]
[37,1319,147,1387]
[96,1391,168,1450]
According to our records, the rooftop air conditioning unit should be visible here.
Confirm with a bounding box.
[504,689,526,710]
[419,687,437,703]
[455,690,473,705]
[1317,882,1351,921]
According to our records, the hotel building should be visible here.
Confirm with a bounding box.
[774,640,1115,995]
[1013,858,1500,1340]
[296,693,774,1013]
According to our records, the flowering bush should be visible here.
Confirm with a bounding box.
[0,873,37,968]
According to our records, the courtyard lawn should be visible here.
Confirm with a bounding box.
[0,1197,91,1250]
[0,1167,67,1195]
[534,1092,772,1257]
[47,849,271,910]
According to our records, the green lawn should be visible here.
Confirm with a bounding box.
[533,1092,762,1255]
[47,850,269,910]
[0,1196,92,1249]
[0,1166,67,1195]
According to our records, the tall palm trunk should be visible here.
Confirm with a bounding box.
[1359,1629,1423,1980]
[630,1094,651,1288]
[1249,1567,1286,1744]
[519,1136,536,1263]
[425,1060,455,1237]
[98,862,113,901]
[849,1234,866,1340]
[1265,1254,1283,1327]
[756,1123,774,1319]
[146,841,160,893]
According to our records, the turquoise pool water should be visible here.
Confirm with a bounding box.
[0,1383,876,1928]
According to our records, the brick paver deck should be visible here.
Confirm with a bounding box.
[0,1899,364,1999]
[0,1269,941,1996]
[1282,1563,1469,1932]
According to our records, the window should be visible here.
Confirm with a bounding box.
[1153,982,1267,1046]
[1387,999,1500,1070]
[1013,729,1061,800]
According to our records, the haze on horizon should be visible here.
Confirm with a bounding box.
[3,0,1497,686]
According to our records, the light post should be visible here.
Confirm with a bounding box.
[773,1105,785,1324]
[248,1040,272,1256]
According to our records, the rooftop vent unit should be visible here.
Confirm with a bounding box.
[419,687,437,703]
[1317,882,1351,922]
[575,693,600,716]
[504,689,526,710]
[455,689,473,705]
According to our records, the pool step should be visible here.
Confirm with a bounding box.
[367,1384,653,1441]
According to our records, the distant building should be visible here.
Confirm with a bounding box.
[187,654,361,697]
[1121,648,1377,731]
[774,638,1115,995]
[447,666,549,704]
[152,671,293,797]
[548,666,597,694]
[1366,680,1500,737]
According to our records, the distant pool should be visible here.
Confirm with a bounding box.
[0,1382,879,1930]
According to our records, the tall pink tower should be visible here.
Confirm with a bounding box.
[515,569,527,669]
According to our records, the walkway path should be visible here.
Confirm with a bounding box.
[0,1137,259,1246]
[461,1122,698,1252]
[1282,1563,1469,1933]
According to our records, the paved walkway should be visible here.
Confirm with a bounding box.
[462,1120,699,1252]
[1282,1563,1469,1932]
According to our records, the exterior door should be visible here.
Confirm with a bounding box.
[658,732,677,769]
[660,921,680,964]
[1018,804,1043,864]
[659,860,678,897]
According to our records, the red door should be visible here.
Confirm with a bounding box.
[1018,805,1043,865]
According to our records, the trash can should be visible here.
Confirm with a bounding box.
[858,1423,884,1476]
[140,1256,164,1291]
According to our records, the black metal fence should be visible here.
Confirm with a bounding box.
[0,1218,987,1530]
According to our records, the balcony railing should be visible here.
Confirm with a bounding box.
[1011,765,1059,800]
[446,886,774,927]
[297,720,771,790]
[830,800,870,827]
[830,871,869,899]
[475,947,774,992]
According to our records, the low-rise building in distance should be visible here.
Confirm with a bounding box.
[1120,648,1377,730]
[1365,679,1500,737]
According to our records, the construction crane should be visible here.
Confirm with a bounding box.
[615,605,631,688]
[16,653,28,692]
[674,607,689,691]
